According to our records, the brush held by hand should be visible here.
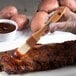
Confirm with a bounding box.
[49,7,76,34]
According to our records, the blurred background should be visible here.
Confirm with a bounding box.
[0,0,41,17]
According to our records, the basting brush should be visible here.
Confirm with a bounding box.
[17,6,67,55]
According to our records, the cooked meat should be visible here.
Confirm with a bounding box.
[0,40,76,74]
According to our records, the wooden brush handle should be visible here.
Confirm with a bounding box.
[31,6,67,41]
[17,6,67,54]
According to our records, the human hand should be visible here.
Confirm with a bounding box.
[49,7,76,34]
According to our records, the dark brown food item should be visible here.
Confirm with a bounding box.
[0,5,18,19]
[11,14,29,30]
[0,23,16,33]
[31,11,48,33]
[37,0,59,13]
[0,40,76,74]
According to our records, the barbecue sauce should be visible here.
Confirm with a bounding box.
[0,23,16,33]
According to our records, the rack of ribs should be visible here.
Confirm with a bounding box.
[0,40,76,74]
